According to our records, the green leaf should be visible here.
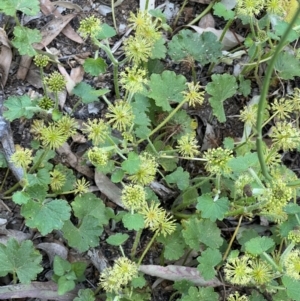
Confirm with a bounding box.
[72,261,87,280]
[54,256,71,276]
[32,149,55,171]
[21,199,71,235]
[111,169,125,183]
[282,276,300,301]
[131,276,146,288]
[12,191,30,205]
[180,287,218,301]
[151,37,167,59]
[182,217,202,251]
[168,30,222,65]
[274,51,300,80]
[198,219,223,249]
[0,0,40,16]
[0,238,42,284]
[27,168,51,186]
[83,58,107,76]
[146,71,186,111]
[52,164,76,193]
[238,75,251,97]
[165,167,190,190]
[3,95,36,121]
[0,152,8,168]
[213,3,235,20]
[106,233,129,246]
[121,152,141,174]
[173,280,195,295]
[223,137,235,150]
[157,226,186,260]
[284,203,300,214]
[57,276,75,295]
[62,217,103,252]
[228,152,259,173]
[25,184,47,201]
[74,289,95,301]
[245,237,275,255]
[12,26,41,56]
[274,20,299,43]
[72,82,109,104]
[206,74,238,122]
[237,229,259,252]
[197,248,222,280]
[196,194,229,222]
[95,23,116,40]
[71,193,109,225]
[122,213,144,230]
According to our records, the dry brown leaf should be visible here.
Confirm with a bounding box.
[37,242,68,263]
[57,64,75,98]
[188,25,244,50]
[94,171,124,208]
[52,1,83,12]
[70,66,84,85]
[139,265,223,286]
[57,142,94,178]
[0,28,12,86]
[198,13,215,28]
[17,14,76,80]
[40,0,84,44]
[0,228,32,245]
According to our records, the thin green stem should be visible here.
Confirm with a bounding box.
[256,5,300,182]
[172,0,188,28]
[111,0,118,33]
[131,228,143,259]
[187,0,217,26]
[137,231,158,265]
[113,64,120,99]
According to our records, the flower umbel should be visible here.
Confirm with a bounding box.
[87,147,109,167]
[120,66,148,94]
[128,152,158,186]
[34,54,50,68]
[40,124,68,149]
[74,178,90,195]
[78,16,102,39]
[121,184,146,211]
[249,259,273,285]
[99,257,138,293]
[271,97,293,120]
[176,134,200,158]
[10,145,33,169]
[288,229,300,244]
[44,71,66,92]
[284,249,300,280]
[227,291,249,301]
[38,96,53,110]
[82,119,109,145]
[224,255,252,285]
[235,0,265,17]
[50,169,66,191]
[203,147,233,175]
[106,100,135,132]
[57,116,78,136]
[182,82,205,107]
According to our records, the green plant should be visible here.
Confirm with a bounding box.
[1,0,300,300]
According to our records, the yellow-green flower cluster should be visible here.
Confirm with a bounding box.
[239,104,258,127]
[50,169,66,191]
[128,152,158,186]
[283,249,300,280]
[34,54,50,68]
[40,123,68,149]
[203,147,233,175]
[270,121,300,151]
[10,145,33,169]
[176,134,200,158]
[99,257,138,293]
[288,229,300,244]
[224,255,273,285]
[227,291,249,301]
[182,82,205,107]
[57,116,78,137]
[74,178,90,195]
[271,97,293,120]
[121,184,146,211]
[119,66,148,94]
[78,16,102,39]
[82,119,109,145]
[87,147,109,167]
[106,100,135,132]
[43,71,66,92]
[236,0,265,17]
[38,96,53,110]
[139,201,176,237]
[234,174,253,197]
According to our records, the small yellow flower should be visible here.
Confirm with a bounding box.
[128,10,152,30]
[87,147,109,167]
[50,169,66,191]
[288,229,300,244]
[236,0,265,17]
[38,96,53,110]
[176,134,200,158]
[56,115,78,136]
[124,36,152,64]
[182,82,205,107]
[40,124,68,149]
[34,54,50,68]
[270,121,300,151]
[266,0,286,15]
[121,184,146,211]
[78,16,102,39]
[10,145,33,169]
[284,249,300,280]
[113,257,139,284]
[82,119,109,145]
[44,71,66,92]
[239,104,258,126]
[120,66,148,94]
[271,97,293,120]
[203,147,233,175]
[227,291,249,301]
[74,178,90,195]
[139,201,176,236]
[106,100,134,132]
[128,152,158,186]
[249,259,273,285]
[224,255,252,285]
[31,119,45,137]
